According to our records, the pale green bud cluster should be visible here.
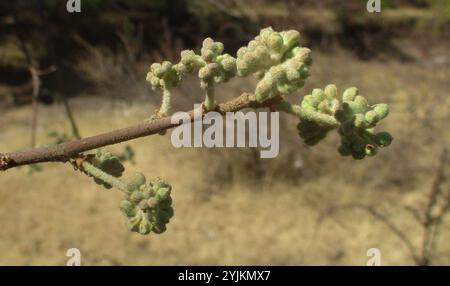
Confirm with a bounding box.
[120,175,174,235]
[146,27,315,111]
[148,38,238,90]
[143,28,394,163]
[146,61,182,90]
[335,87,393,159]
[197,38,237,88]
[178,50,204,74]
[297,84,340,145]
[146,38,238,113]
[236,27,312,102]
[88,150,124,189]
[254,47,311,102]
[236,27,302,77]
[296,85,392,159]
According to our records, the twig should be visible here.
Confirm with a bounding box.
[0,93,286,171]
[419,147,448,265]
[13,13,57,147]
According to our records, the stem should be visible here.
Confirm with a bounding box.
[204,85,216,111]
[159,88,171,116]
[81,161,128,192]
[1,93,290,171]
[276,101,339,128]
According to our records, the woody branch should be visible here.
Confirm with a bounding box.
[0,93,288,171]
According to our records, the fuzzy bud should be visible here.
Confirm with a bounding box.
[297,84,340,145]
[255,47,311,102]
[335,87,393,159]
[86,150,124,189]
[120,178,174,235]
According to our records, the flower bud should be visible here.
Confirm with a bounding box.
[343,87,359,102]
[281,30,300,50]
[147,197,159,209]
[130,191,143,204]
[373,104,389,120]
[120,200,135,217]
[364,110,379,125]
[324,84,338,100]
[124,172,146,192]
[139,219,152,235]
[374,132,393,147]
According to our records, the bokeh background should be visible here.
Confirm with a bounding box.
[0,0,449,265]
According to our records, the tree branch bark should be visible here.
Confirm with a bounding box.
[0,93,280,171]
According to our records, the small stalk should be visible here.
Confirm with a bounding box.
[276,101,339,128]
[159,88,171,116]
[204,85,216,111]
[81,161,128,192]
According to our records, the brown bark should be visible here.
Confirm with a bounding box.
[1,93,279,171]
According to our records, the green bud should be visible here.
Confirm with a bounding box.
[219,55,237,72]
[124,172,146,192]
[281,30,300,50]
[343,87,359,102]
[312,88,325,101]
[120,200,136,217]
[180,50,205,72]
[324,84,338,100]
[267,33,284,52]
[364,110,379,125]
[373,104,389,120]
[139,219,152,235]
[354,113,366,128]
[161,61,172,72]
[354,95,368,108]
[155,187,171,202]
[147,197,159,209]
[374,132,393,147]
[199,63,219,82]
[201,38,224,62]
[346,101,367,114]
[138,200,149,210]
[128,212,143,232]
[130,192,143,204]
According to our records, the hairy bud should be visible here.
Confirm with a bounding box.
[297,84,339,145]
[120,178,174,235]
[335,87,393,159]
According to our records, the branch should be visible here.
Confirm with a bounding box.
[0,93,284,171]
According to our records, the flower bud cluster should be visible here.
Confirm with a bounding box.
[335,87,393,159]
[120,174,174,235]
[297,84,340,145]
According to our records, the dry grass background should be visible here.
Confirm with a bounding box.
[0,46,449,265]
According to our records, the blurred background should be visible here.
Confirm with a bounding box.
[0,0,449,265]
